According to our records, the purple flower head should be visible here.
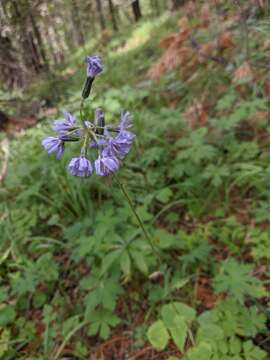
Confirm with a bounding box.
[42,136,64,160]
[86,55,103,78]
[95,155,119,176]
[53,111,76,133]
[103,137,132,159]
[68,156,93,177]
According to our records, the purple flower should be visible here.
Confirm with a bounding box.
[95,156,119,176]
[117,129,135,143]
[84,121,93,129]
[86,56,103,78]
[68,156,93,177]
[115,111,135,143]
[53,111,76,132]
[42,137,64,160]
[119,111,132,130]
[89,139,108,149]
[103,137,132,159]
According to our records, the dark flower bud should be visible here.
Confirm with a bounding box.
[82,76,94,99]
[94,108,105,135]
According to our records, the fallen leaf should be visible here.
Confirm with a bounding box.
[178,16,189,32]
[233,62,253,83]
[201,3,210,26]
[184,101,208,128]
[218,31,234,50]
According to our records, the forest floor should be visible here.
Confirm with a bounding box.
[1,2,270,360]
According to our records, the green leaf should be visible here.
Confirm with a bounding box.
[243,341,267,360]
[62,315,81,338]
[83,273,123,314]
[168,315,187,352]
[213,258,265,303]
[87,309,120,340]
[161,302,196,324]
[101,250,122,275]
[229,336,242,355]
[154,229,179,249]
[33,292,47,309]
[131,249,148,274]
[186,341,212,360]
[197,324,224,342]
[120,251,131,276]
[0,328,9,358]
[156,188,173,203]
[147,320,170,351]
[0,305,16,326]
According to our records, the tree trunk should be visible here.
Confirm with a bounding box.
[29,12,49,70]
[70,0,85,45]
[95,0,106,31]
[131,0,142,22]
[0,34,23,89]
[108,0,118,32]
[171,0,186,10]
[11,1,44,74]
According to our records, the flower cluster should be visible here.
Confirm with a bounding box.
[42,56,135,177]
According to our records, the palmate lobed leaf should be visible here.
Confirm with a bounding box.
[87,309,120,339]
[213,258,266,303]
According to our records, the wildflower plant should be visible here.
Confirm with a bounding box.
[42,55,135,177]
[42,55,159,263]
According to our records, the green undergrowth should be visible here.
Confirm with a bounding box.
[1,5,270,360]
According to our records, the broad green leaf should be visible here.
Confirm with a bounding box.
[168,315,187,352]
[161,302,196,324]
[186,341,212,360]
[197,324,224,342]
[156,188,173,203]
[147,320,169,351]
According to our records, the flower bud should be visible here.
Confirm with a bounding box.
[82,76,94,99]
[94,108,105,135]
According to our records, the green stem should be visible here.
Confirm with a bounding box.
[52,321,87,360]
[114,176,195,352]
[114,175,161,265]
[79,99,85,127]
